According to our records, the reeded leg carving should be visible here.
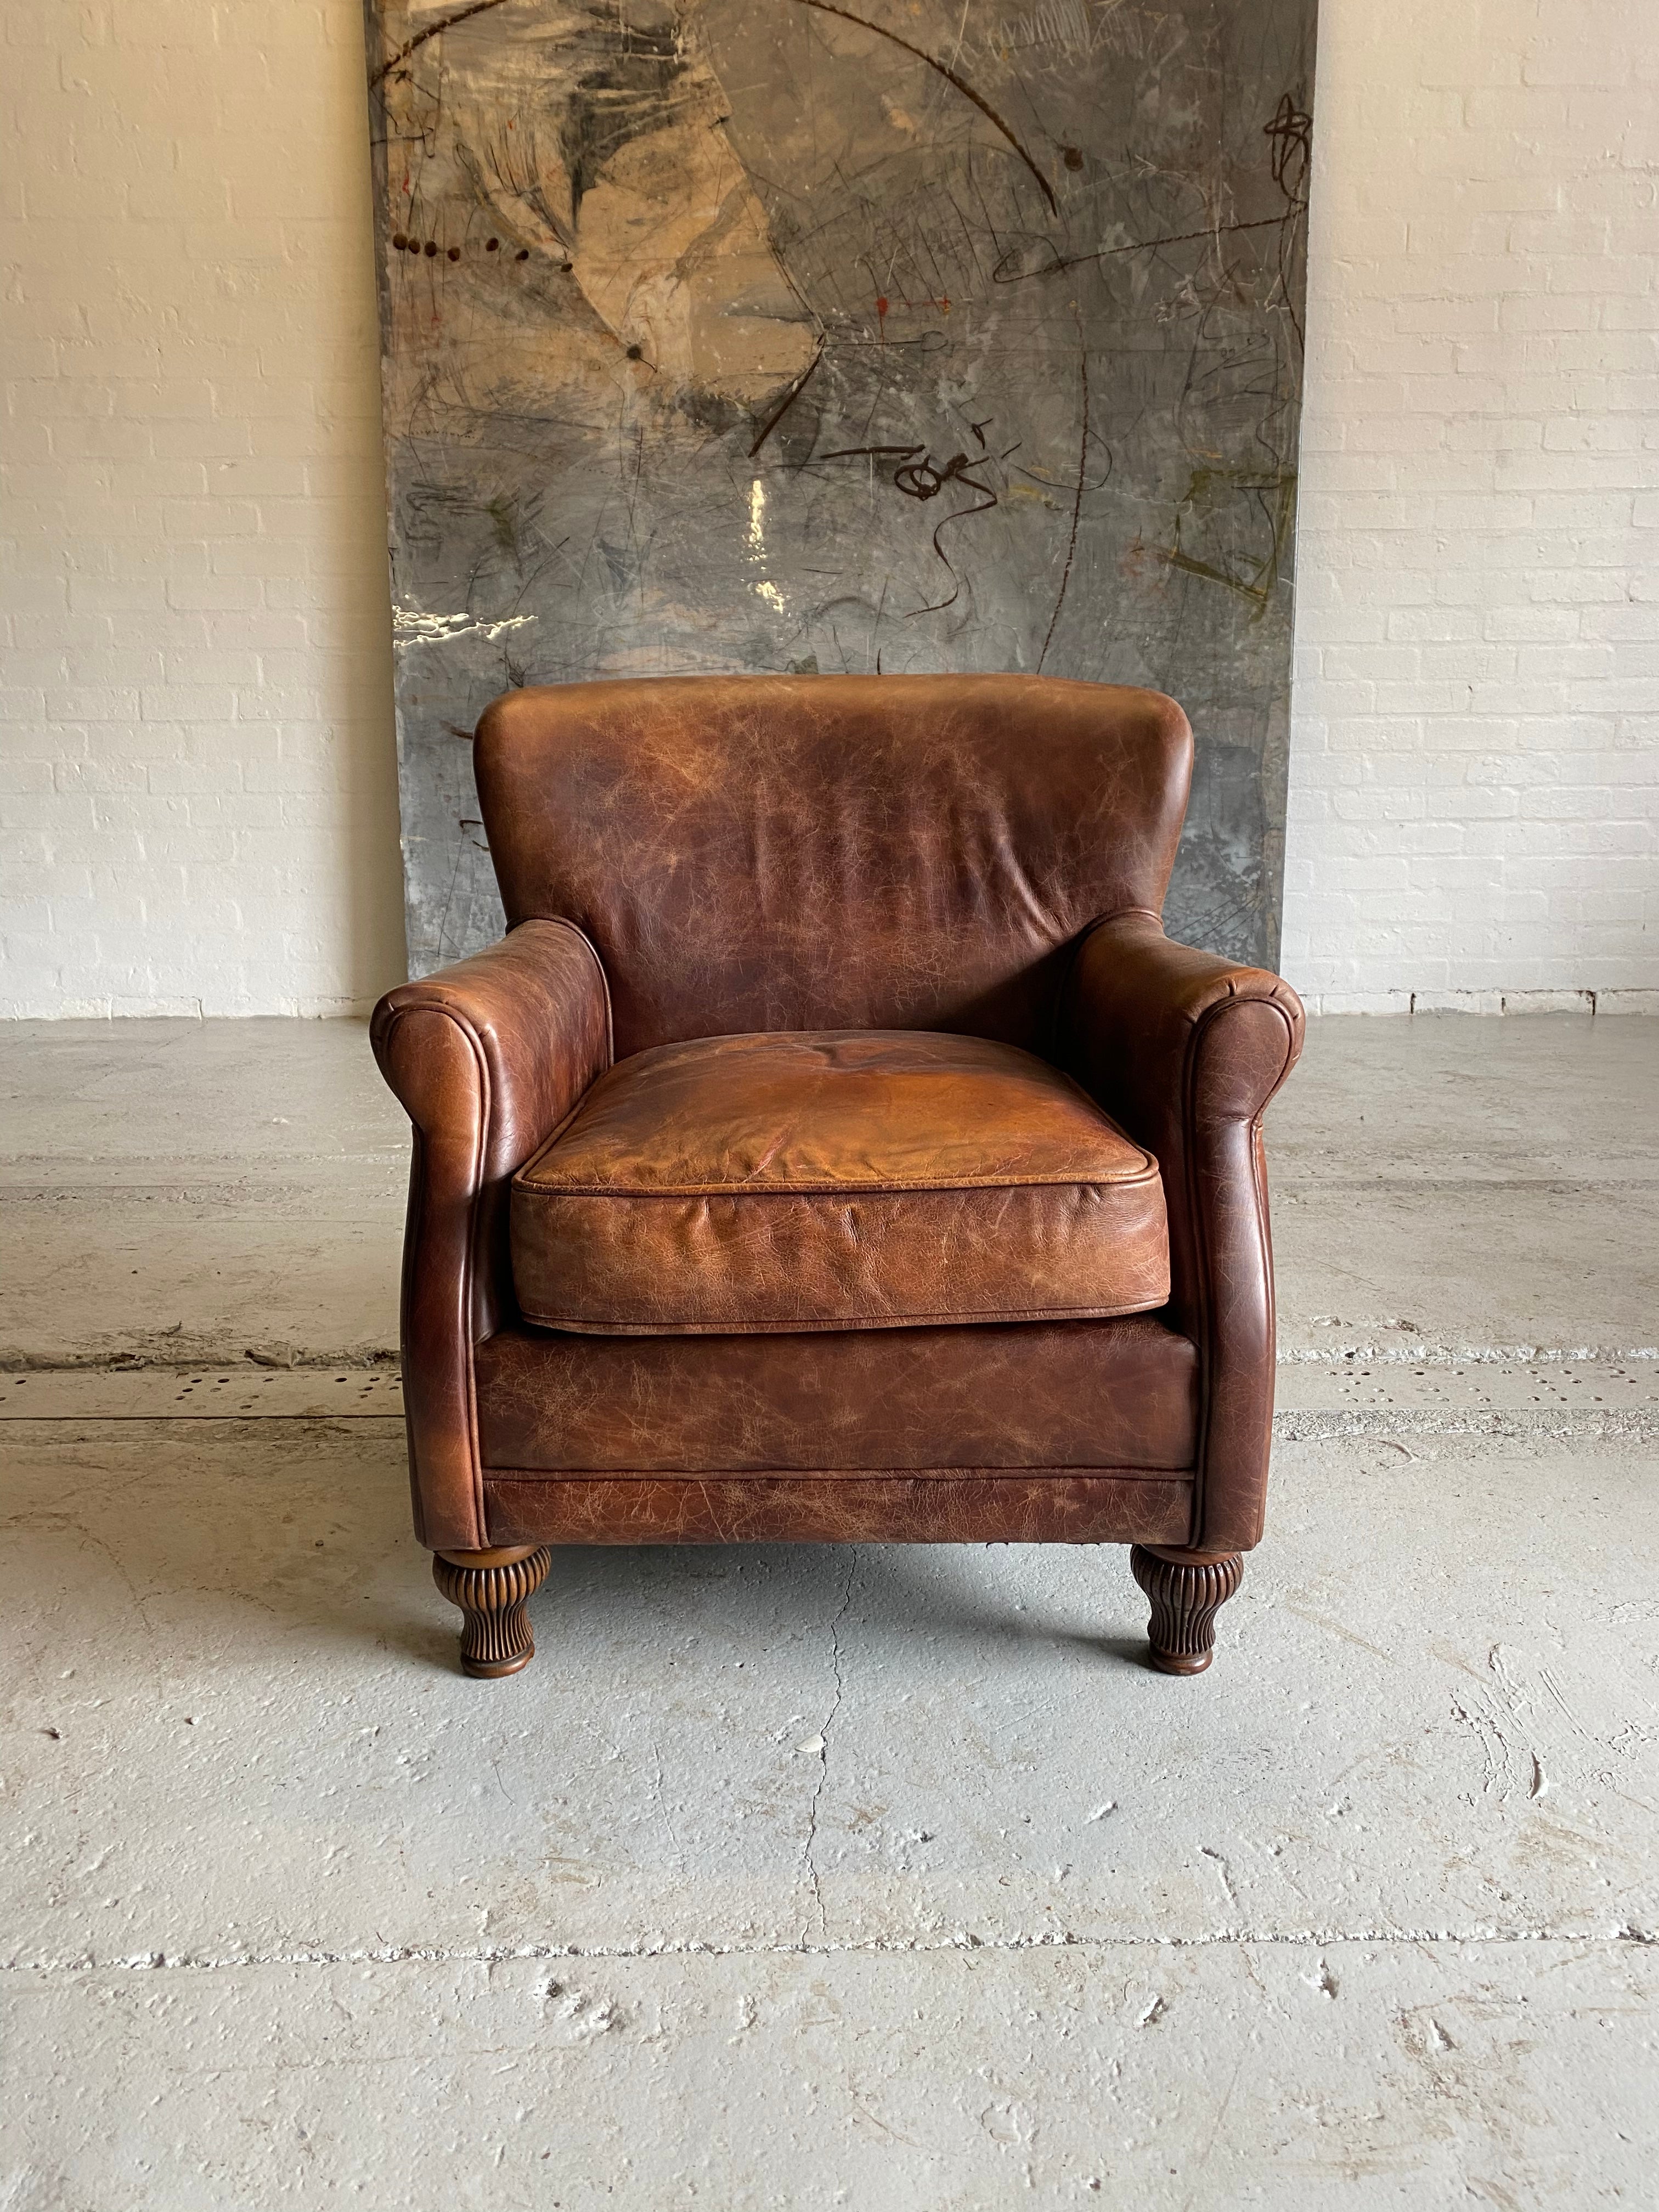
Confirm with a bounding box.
[432,1544,552,1678]
[1130,1546,1244,1676]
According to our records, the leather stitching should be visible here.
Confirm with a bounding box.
[517,1295,1173,1333]
[1183,992,1299,1550]
[482,1465,1198,1482]
[513,1164,1161,1197]
[380,1000,491,1551]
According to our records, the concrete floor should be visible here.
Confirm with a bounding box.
[2,1014,1656,2207]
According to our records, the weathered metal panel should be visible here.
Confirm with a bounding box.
[364,0,1314,974]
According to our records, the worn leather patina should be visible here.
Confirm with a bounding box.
[1060,912,1306,1553]
[510,1028,1170,1334]
[372,673,1301,1570]
[473,673,1192,1056]
[473,1314,1199,1474]
[483,1474,1199,1549]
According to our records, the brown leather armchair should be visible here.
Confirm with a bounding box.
[371,676,1304,1679]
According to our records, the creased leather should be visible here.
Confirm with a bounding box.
[1060,912,1305,1554]
[475,1316,1198,1472]
[369,921,611,1550]
[484,1473,1195,1548]
[475,674,1192,1057]
[369,674,1301,1566]
[510,1029,1169,1333]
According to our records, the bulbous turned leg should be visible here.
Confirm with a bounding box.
[432,1544,552,1678]
[1130,1545,1244,1676]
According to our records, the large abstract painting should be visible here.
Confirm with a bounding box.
[364,0,1314,974]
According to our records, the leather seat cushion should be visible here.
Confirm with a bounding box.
[510,1029,1170,1335]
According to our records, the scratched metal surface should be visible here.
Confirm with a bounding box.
[364,0,1315,977]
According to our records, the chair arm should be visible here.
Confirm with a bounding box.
[370,919,612,1549]
[1060,911,1304,1551]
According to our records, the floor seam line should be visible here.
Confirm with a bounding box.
[8,1925,1654,1974]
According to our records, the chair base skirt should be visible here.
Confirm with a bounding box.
[480,1471,1194,1549]
[432,1489,1257,1685]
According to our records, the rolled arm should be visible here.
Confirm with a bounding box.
[1060,912,1304,1551]
[371,919,612,1549]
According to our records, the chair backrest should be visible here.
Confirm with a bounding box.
[474,674,1192,1059]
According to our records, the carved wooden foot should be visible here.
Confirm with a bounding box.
[1130,1545,1244,1676]
[432,1544,552,1678]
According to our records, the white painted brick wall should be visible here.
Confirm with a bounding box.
[0,0,404,1017]
[1,0,1654,1017]
[1284,0,1658,1013]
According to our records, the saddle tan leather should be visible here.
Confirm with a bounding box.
[473,673,1192,1056]
[371,674,1302,1563]
[473,1315,1198,1474]
[510,1029,1169,1334]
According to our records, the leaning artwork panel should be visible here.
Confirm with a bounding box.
[364,0,1315,971]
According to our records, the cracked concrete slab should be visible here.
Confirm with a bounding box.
[3,1009,1657,2204]
[3,1423,1654,1966]
[0,1019,406,1368]
[7,1940,1657,2210]
[1271,1013,1659,1358]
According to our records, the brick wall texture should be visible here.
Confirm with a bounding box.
[1283,0,1657,1013]
[1,1,404,1017]
[1,0,1655,1015]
